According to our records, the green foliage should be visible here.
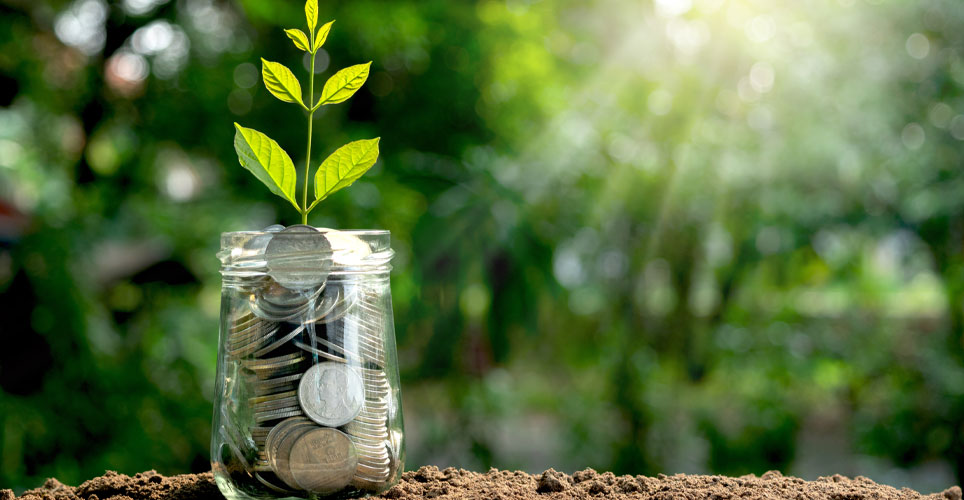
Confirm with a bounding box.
[313,138,381,206]
[260,58,304,106]
[283,29,310,52]
[313,21,334,52]
[232,123,300,210]
[235,2,378,224]
[319,63,371,106]
[305,0,318,34]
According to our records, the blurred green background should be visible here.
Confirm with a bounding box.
[1,0,964,494]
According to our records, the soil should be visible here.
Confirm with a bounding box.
[3,467,961,500]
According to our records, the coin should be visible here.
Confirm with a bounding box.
[298,362,365,427]
[255,407,304,423]
[303,284,358,324]
[265,417,310,461]
[252,373,302,395]
[251,283,325,322]
[252,395,300,413]
[251,426,272,437]
[345,420,389,438]
[250,390,298,406]
[321,229,372,266]
[251,324,305,358]
[254,397,300,413]
[265,225,332,291]
[228,317,272,344]
[260,280,317,308]
[250,426,272,448]
[302,334,363,364]
[243,353,306,378]
[288,428,358,493]
[227,321,280,358]
[269,420,319,489]
[292,339,348,363]
[227,310,258,330]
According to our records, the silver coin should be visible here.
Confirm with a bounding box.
[251,285,324,322]
[324,319,385,367]
[252,373,303,395]
[347,433,390,452]
[254,398,300,413]
[250,390,297,405]
[311,322,384,367]
[356,461,391,483]
[243,232,274,256]
[228,320,272,344]
[303,285,359,324]
[321,229,372,266]
[353,412,388,426]
[298,362,365,427]
[353,369,390,404]
[345,420,389,438]
[288,427,358,493]
[255,407,304,423]
[292,339,348,364]
[227,323,281,358]
[302,334,365,365]
[242,352,304,369]
[357,452,391,467]
[251,325,305,358]
[265,225,332,291]
[243,353,306,378]
[228,310,259,331]
[251,391,300,412]
[228,322,274,348]
[260,280,318,308]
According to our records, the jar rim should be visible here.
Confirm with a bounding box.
[218,227,393,276]
[220,228,390,237]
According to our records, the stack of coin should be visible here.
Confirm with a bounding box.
[218,225,399,495]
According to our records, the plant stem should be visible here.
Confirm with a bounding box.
[302,31,316,225]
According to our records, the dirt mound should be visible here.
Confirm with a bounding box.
[3,467,961,500]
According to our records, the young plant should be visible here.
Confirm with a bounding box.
[233,0,380,225]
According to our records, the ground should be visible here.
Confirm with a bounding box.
[3,467,962,500]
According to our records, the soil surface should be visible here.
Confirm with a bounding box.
[3,467,961,500]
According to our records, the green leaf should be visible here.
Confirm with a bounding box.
[284,29,310,52]
[313,20,334,52]
[261,58,304,106]
[319,62,371,106]
[313,138,380,203]
[233,123,300,211]
[305,0,318,33]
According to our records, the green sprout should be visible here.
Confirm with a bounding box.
[233,0,380,225]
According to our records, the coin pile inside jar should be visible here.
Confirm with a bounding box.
[222,225,397,494]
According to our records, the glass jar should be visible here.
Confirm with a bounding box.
[212,226,404,500]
